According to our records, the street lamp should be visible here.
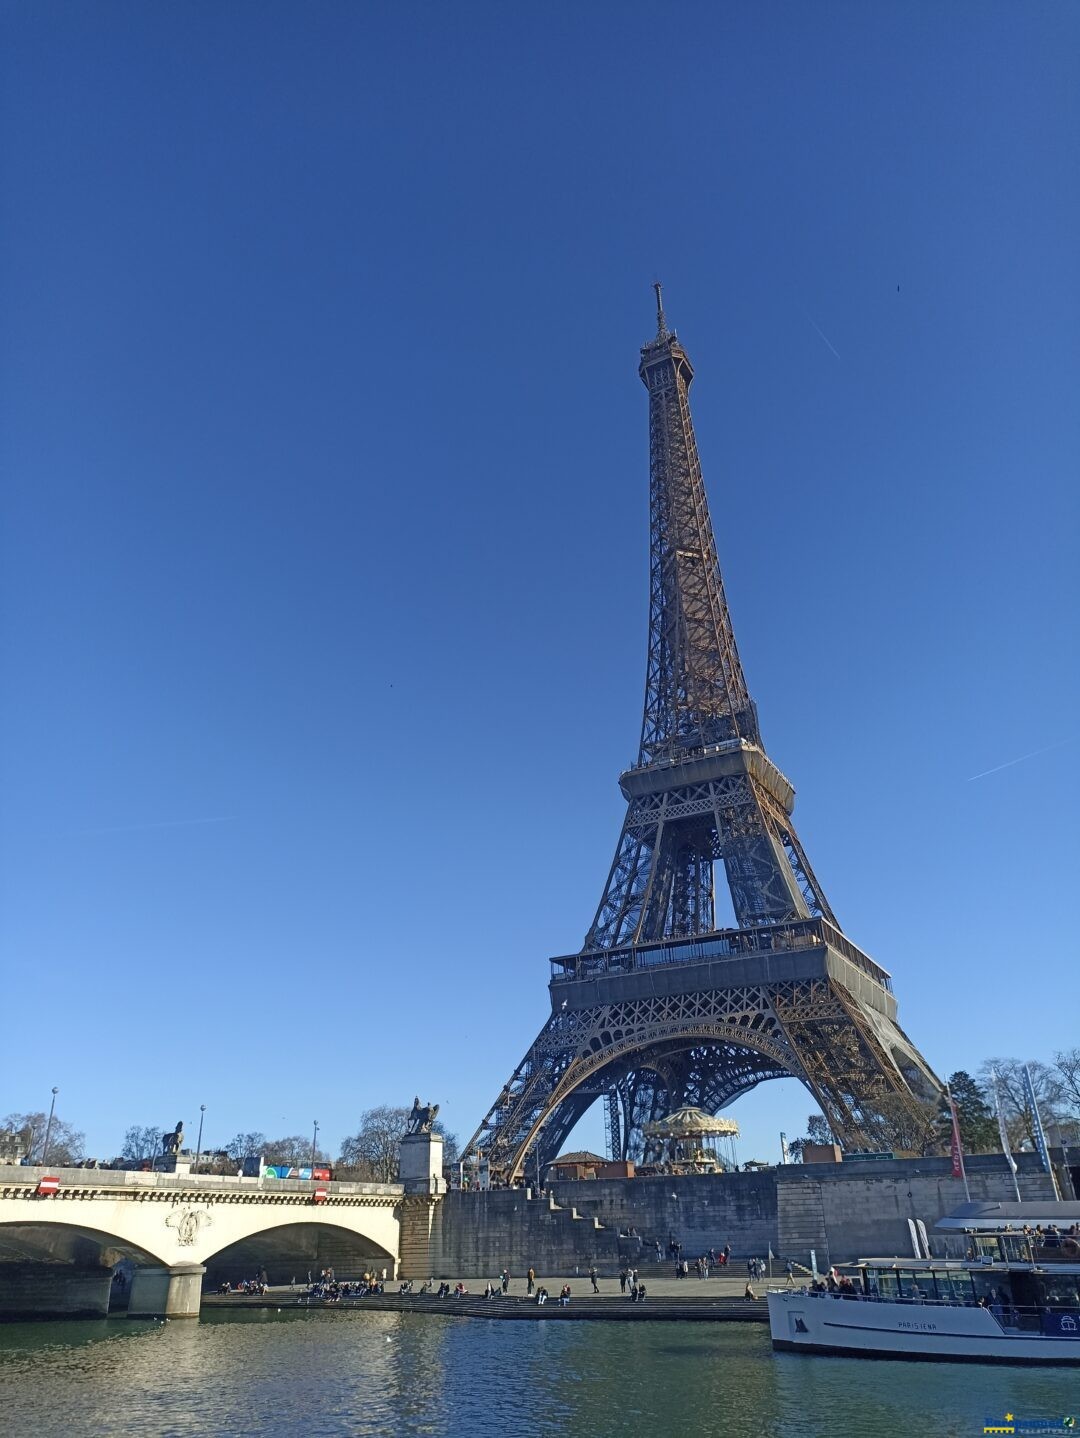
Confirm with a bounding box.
[310,1121,319,1171]
[42,1087,59,1167]
[194,1105,207,1174]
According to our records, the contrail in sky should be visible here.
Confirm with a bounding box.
[797,304,841,360]
[966,739,1071,782]
[75,815,235,836]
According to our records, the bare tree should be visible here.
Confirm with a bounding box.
[2,1111,85,1166]
[1052,1049,1080,1120]
[338,1105,458,1181]
[225,1131,267,1162]
[338,1106,408,1182]
[120,1125,164,1162]
[263,1135,330,1166]
[978,1058,1062,1148]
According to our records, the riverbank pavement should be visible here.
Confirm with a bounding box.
[204,1269,775,1322]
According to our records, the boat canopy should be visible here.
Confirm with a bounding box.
[935,1201,1080,1232]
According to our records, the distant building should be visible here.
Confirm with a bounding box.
[545,1151,636,1182]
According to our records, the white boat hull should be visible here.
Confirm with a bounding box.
[768,1290,1080,1365]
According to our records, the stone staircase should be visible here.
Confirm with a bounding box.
[776,1177,829,1270]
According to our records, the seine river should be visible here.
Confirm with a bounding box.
[0,1311,1075,1436]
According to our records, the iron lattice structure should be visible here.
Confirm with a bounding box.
[467,289,942,1179]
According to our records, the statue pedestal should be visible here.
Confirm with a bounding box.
[156,1157,191,1177]
[399,1132,444,1195]
[398,1133,445,1279]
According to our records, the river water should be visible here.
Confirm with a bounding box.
[1,1311,1076,1436]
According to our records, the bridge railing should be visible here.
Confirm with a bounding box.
[0,1164,403,1198]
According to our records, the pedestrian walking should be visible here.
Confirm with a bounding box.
[619,1268,627,1293]
[589,1266,599,1294]
[785,1260,795,1288]
[527,1266,535,1295]
[501,1269,509,1294]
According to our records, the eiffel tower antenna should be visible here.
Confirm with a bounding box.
[466,292,942,1182]
[653,280,668,338]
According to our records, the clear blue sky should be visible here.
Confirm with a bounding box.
[2,3,1077,1164]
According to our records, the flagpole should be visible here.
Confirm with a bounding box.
[991,1067,1023,1204]
[946,1084,971,1202]
[1023,1063,1062,1201]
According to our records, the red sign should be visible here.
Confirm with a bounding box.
[312,1187,328,1204]
[37,1176,60,1196]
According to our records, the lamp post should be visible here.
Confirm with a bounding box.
[194,1104,207,1174]
[41,1087,59,1167]
[310,1121,319,1171]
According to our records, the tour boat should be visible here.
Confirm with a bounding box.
[768,1222,1080,1364]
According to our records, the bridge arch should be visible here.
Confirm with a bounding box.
[0,1218,165,1267]
[202,1219,397,1286]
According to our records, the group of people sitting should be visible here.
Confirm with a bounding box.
[304,1278,384,1302]
[218,1278,267,1296]
[534,1284,572,1306]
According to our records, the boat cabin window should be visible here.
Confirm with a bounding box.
[933,1270,975,1303]
[896,1270,930,1300]
[869,1270,898,1298]
[865,1268,976,1303]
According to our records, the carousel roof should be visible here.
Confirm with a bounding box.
[641,1106,740,1139]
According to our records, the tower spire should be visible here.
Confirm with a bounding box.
[653,280,668,338]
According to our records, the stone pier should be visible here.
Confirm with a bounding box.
[127,1264,206,1319]
[397,1132,444,1279]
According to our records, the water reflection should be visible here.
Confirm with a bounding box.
[0,1311,1075,1437]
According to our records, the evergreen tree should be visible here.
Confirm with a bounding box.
[943,1071,999,1153]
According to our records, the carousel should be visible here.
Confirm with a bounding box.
[640,1107,740,1174]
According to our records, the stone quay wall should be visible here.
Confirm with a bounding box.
[432,1153,1062,1277]
[776,1152,1059,1268]
[0,1263,114,1321]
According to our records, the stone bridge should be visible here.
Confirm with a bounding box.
[0,1164,405,1319]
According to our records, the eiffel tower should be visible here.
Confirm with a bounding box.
[467,288,942,1180]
